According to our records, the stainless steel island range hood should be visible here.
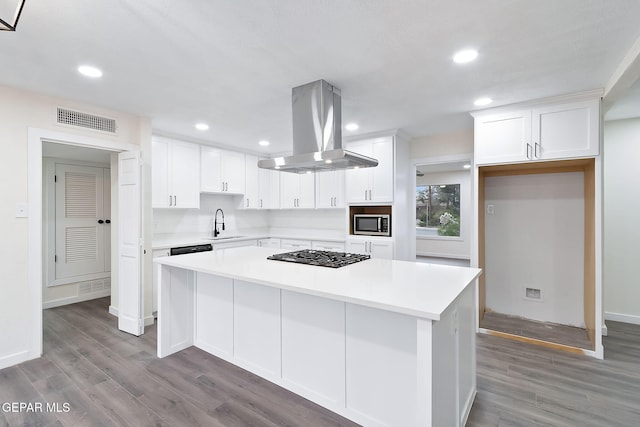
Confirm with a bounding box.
[258,80,378,173]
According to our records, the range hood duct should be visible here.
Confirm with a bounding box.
[258,80,378,173]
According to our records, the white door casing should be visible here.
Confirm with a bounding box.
[118,150,144,336]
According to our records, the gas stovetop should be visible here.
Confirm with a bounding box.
[267,249,370,268]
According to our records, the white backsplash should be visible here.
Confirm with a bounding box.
[153,194,347,238]
[153,194,269,236]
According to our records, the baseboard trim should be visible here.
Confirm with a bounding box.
[415,251,470,260]
[0,350,31,371]
[604,312,640,325]
[108,306,155,327]
[43,290,111,309]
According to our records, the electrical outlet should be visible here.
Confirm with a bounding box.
[487,204,494,215]
[525,287,542,301]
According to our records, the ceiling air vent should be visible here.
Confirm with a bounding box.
[57,108,117,134]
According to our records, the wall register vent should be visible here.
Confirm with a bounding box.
[57,108,117,133]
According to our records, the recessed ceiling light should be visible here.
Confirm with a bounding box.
[345,123,359,131]
[463,164,471,169]
[258,140,270,147]
[78,65,103,78]
[474,97,493,106]
[195,123,209,131]
[453,49,478,64]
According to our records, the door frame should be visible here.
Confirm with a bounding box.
[27,127,138,359]
[411,153,473,261]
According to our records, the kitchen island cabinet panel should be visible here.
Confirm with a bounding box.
[345,303,417,427]
[233,280,281,378]
[156,247,480,426]
[195,273,233,358]
[281,291,345,408]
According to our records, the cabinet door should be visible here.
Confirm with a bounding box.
[222,151,246,194]
[281,239,312,250]
[170,141,200,208]
[257,167,272,209]
[345,141,372,203]
[200,146,223,192]
[316,170,345,208]
[346,240,367,255]
[532,99,600,160]
[151,138,170,208]
[474,110,531,165]
[370,138,394,203]
[311,241,346,252]
[297,172,315,209]
[279,172,299,208]
[370,240,394,259]
[243,155,260,209]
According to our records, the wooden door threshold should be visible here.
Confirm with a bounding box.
[478,328,590,355]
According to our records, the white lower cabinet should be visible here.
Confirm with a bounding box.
[311,240,346,252]
[346,237,393,259]
[257,238,281,248]
[212,239,257,254]
[234,280,281,377]
[280,239,312,250]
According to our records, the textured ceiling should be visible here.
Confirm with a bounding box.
[2,0,640,154]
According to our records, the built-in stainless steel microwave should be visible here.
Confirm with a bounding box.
[353,214,390,236]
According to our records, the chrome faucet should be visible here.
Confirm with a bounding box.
[213,209,225,237]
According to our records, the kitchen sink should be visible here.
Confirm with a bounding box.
[204,235,247,241]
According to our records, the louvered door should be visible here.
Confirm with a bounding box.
[55,164,105,279]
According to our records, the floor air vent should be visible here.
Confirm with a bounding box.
[57,108,117,133]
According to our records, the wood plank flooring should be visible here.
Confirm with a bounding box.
[480,311,593,350]
[1,297,640,426]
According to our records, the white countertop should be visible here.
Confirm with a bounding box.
[152,231,348,250]
[154,246,481,320]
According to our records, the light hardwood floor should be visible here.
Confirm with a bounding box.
[1,298,639,426]
[480,311,593,350]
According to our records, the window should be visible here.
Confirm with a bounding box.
[416,184,460,237]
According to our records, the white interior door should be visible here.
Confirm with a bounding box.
[55,164,105,279]
[104,167,111,272]
[118,150,144,336]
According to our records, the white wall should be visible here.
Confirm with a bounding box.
[603,119,640,324]
[0,83,150,369]
[416,170,471,259]
[410,129,473,159]
[484,172,585,327]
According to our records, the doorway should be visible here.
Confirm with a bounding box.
[42,143,114,309]
[27,128,143,361]
[412,155,472,266]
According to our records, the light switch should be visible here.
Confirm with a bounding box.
[16,203,28,218]
[487,204,494,215]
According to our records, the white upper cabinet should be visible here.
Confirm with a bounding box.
[280,172,315,209]
[345,137,394,203]
[152,137,200,209]
[243,155,273,209]
[200,146,245,194]
[473,96,600,165]
[316,169,345,208]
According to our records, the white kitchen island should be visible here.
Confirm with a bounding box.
[155,246,481,427]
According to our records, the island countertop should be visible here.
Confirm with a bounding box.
[154,246,481,320]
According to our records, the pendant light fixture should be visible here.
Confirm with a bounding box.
[0,0,26,31]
